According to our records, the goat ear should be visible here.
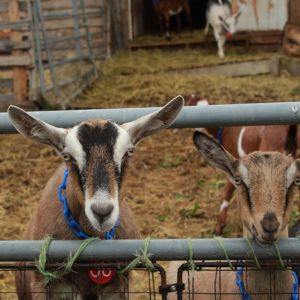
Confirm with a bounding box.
[218,15,225,23]
[122,95,184,144]
[234,10,242,20]
[193,131,237,179]
[7,105,67,151]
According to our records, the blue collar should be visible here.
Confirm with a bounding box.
[217,127,224,145]
[58,168,118,240]
[236,267,299,300]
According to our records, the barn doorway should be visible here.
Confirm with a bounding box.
[131,0,209,38]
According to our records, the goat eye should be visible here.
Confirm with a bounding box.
[294,178,300,186]
[234,176,242,185]
[127,148,135,157]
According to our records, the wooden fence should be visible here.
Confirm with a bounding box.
[0,0,110,109]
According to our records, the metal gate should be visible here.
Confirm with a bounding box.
[30,0,109,106]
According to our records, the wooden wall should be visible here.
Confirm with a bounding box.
[0,0,111,109]
[0,0,31,107]
[289,0,300,26]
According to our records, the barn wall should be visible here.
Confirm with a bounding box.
[237,0,288,31]
[0,0,31,107]
[289,0,300,26]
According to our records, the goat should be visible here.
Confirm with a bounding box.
[168,131,299,299]
[207,125,297,236]
[184,95,298,235]
[205,0,241,58]
[152,0,192,40]
[8,96,184,300]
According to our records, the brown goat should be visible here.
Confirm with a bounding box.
[8,97,184,299]
[184,95,298,235]
[206,124,297,235]
[168,131,299,299]
[152,0,192,39]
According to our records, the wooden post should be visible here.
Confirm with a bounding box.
[8,0,28,103]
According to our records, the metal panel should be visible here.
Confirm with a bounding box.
[238,0,288,31]
[0,238,299,262]
[1,101,300,133]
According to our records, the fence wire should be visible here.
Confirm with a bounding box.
[0,260,299,299]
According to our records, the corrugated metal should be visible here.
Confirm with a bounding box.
[237,0,288,31]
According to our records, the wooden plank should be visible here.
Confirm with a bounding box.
[41,0,103,11]
[42,7,103,18]
[248,32,282,45]
[0,20,30,31]
[0,3,8,13]
[0,79,13,89]
[170,59,279,78]
[0,40,31,51]
[0,93,14,102]
[43,18,104,30]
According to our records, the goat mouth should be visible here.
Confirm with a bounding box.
[252,226,274,247]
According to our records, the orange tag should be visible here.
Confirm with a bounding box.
[87,268,116,285]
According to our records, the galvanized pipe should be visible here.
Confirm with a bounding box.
[0,239,299,262]
[0,101,300,134]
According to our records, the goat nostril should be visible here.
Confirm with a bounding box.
[261,212,279,233]
[91,203,113,222]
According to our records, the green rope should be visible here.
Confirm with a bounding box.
[187,238,195,272]
[37,236,98,286]
[245,238,261,269]
[119,237,155,274]
[214,237,234,271]
[273,242,286,270]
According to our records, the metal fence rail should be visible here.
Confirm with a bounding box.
[0,238,299,262]
[0,101,300,133]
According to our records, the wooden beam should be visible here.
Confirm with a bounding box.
[8,0,28,103]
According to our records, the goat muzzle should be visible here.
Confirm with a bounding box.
[91,202,114,223]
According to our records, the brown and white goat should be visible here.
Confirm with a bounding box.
[8,96,184,300]
[184,95,298,236]
[152,0,192,39]
[168,131,299,299]
[209,124,297,236]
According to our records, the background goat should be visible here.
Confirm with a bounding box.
[168,131,299,299]
[152,0,192,40]
[8,96,184,299]
[205,0,241,58]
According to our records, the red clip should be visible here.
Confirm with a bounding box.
[87,267,116,285]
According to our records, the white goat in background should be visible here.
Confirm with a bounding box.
[205,0,241,58]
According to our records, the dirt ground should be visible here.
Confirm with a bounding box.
[0,48,300,297]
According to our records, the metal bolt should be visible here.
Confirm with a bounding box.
[170,285,176,292]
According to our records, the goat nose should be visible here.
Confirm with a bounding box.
[91,203,113,222]
[261,212,280,233]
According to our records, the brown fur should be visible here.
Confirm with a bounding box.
[15,163,141,299]
[168,144,298,299]
[153,0,192,38]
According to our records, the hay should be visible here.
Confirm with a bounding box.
[73,49,298,108]
[1,48,299,296]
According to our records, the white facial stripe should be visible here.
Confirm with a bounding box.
[85,188,119,232]
[238,161,250,186]
[286,162,297,187]
[237,127,246,158]
[64,126,86,171]
[113,125,132,171]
